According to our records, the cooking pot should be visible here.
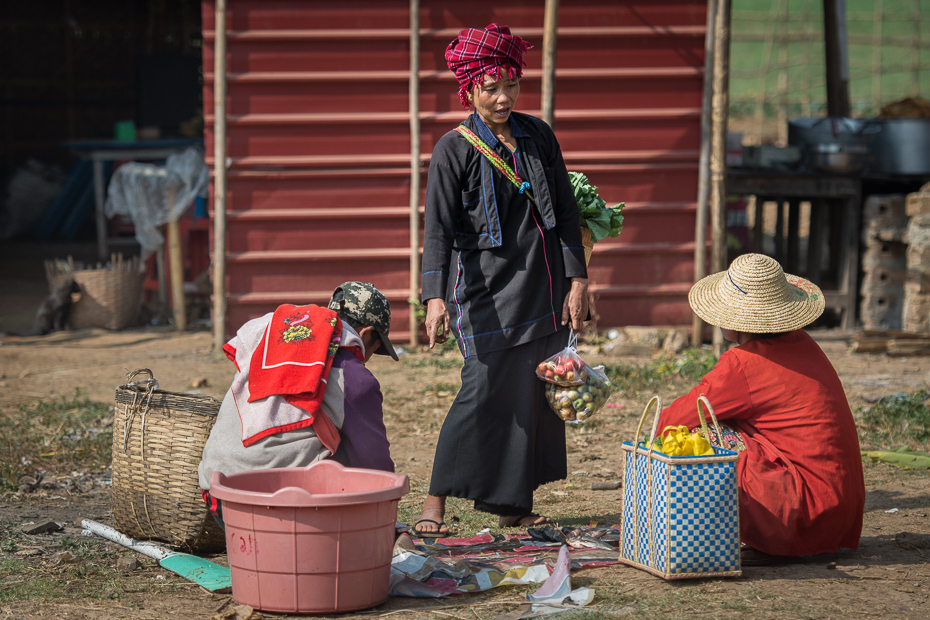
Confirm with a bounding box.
[867,118,930,175]
[788,117,880,174]
[809,143,871,175]
[788,117,881,150]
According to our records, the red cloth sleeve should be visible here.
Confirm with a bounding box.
[659,350,754,431]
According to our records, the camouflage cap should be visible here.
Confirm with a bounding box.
[328,281,398,361]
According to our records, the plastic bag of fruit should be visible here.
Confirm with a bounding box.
[545,363,612,422]
[535,330,589,386]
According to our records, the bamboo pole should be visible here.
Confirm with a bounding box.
[541,0,560,128]
[710,0,731,355]
[156,245,167,317]
[691,0,718,346]
[212,0,228,352]
[409,0,421,346]
[166,185,187,331]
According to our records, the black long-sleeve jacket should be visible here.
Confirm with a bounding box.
[421,111,588,357]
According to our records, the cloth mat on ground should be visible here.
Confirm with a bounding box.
[389,526,619,598]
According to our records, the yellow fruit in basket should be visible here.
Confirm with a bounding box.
[658,425,714,456]
[687,432,714,456]
[559,407,575,421]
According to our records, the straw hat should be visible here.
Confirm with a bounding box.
[688,253,824,333]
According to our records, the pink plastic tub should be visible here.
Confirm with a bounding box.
[209,459,409,614]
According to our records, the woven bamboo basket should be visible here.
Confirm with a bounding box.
[45,254,143,331]
[111,369,225,551]
[581,227,595,266]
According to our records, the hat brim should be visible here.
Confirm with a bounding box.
[375,330,399,361]
[688,271,825,333]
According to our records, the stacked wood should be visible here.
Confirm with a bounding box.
[852,330,930,356]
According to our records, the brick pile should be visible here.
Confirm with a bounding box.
[859,194,908,330]
[903,183,930,333]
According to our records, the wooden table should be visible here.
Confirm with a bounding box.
[727,167,862,331]
[65,139,203,261]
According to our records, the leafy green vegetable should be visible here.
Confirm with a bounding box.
[568,171,624,243]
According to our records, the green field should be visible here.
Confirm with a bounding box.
[731,0,930,139]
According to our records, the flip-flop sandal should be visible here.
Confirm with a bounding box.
[504,513,553,527]
[413,518,449,539]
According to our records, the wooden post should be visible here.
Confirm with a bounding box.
[692,0,718,346]
[823,0,851,117]
[409,0,421,346]
[710,0,731,355]
[777,2,788,146]
[212,0,228,352]
[93,157,108,261]
[751,0,780,145]
[913,0,921,97]
[541,0,560,128]
[166,185,187,331]
[156,245,167,316]
[872,0,883,114]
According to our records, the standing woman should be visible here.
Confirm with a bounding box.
[414,24,589,536]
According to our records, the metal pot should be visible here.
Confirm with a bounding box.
[788,116,881,150]
[868,118,930,175]
[809,143,871,174]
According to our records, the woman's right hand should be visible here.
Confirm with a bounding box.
[425,298,451,349]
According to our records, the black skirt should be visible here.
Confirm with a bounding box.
[428,329,569,515]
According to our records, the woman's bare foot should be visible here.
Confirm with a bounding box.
[499,513,553,528]
[413,494,449,536]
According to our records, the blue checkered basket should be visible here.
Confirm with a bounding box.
[620,395,741,579]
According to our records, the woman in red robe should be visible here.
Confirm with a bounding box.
[659,253,865,562]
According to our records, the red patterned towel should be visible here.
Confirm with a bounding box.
[248,304,342,401]
[222,304,342,447]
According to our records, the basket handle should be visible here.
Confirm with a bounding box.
[631,395,663,448]
[125,368,155,387]
[121,369,158,454]
[696,395,725,448]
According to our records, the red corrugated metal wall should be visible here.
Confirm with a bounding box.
[202,0,706,340]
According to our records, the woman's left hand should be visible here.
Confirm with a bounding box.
[561,278,589,332]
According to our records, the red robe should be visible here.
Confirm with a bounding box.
[659,330,864,556]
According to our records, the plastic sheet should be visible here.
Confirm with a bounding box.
[103,147,209,262]
[388,529,617,598]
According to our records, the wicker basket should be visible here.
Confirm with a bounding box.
[581,227,594,266]
[45,255,143,331]
[111,369,225,551]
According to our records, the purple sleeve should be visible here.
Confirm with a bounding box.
[331,351,395,472]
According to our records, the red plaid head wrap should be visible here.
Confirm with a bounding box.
[445,23,532,109]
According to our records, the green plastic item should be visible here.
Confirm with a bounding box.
[861,446,930,469]
[114,120,136,142]
[81,519,231,592]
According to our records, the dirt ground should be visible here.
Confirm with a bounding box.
[1,241,930,619]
